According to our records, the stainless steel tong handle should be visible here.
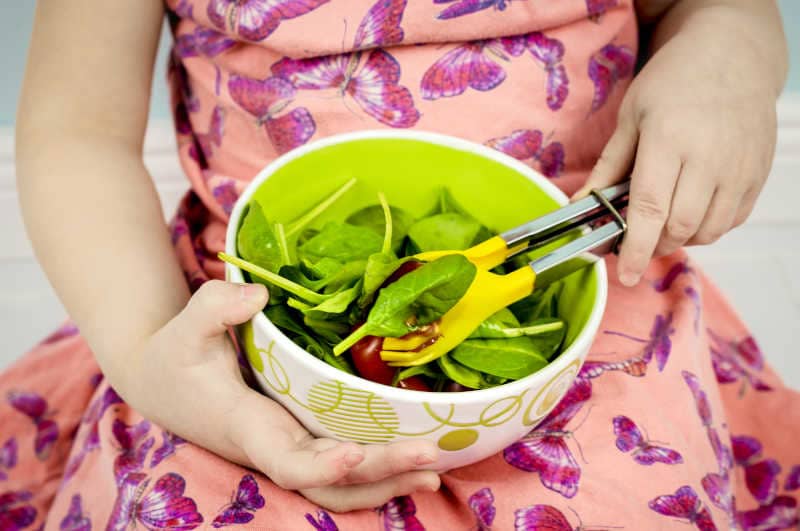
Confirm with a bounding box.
[513,181,630,288]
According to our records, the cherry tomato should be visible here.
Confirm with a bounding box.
[350,333,396,386]
[444,382,470,392]
[397,376,431,391]
[381,259,424,288]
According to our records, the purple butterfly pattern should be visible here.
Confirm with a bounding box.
[435,0,516,20]
[0,438,17,481]
[578,355,647,380]
[271,0,418,128]
[106,472,203,531]
[212,474,265,527]
[305,510,338,530]
[175,26,236,95]
[40,323,80,345]
[737,496,799,531]
[701,471,736,527]
[380,496,425,530]
[6,391,58,461]
[786,466,800,491]
[485,129,565,178]
[732,435,781,505]
[112,419,155,486]
[586,0,618,21]
[604,313,674,371]
[0,490,37,531]
[612,415,683,465]
[206,0,330,42]
[59,494,90,531]
[514,504,614,531]
[708,330,772,394]
[188,105,225,167]
[526,32,569,111]
[420,36,525,100]
[649,485,718,530]
[503,378,591,498]
[150,430,187,469]
[652,260,694,292]
[227,74,315,154]
[468,488,495,530]
[588,44,635,113]
[685,286,702,335]
[64,386,124,481]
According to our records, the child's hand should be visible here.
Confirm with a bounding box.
[575,2,783,287]
[118,280,440,512]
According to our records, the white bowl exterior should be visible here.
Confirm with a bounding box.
[226,130,608,471]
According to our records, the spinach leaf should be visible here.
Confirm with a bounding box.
[347,204,415,252]
[525,317,567,360]
[407,213,482,252]
[237,202,284,272]
[437,354,486,389]
[333,254,477,355]
[392,363,441,386]
[219,252,327,304]
[451,337,548,380]
[467,308,520,338]
[358,253,413,308]
[298,221,384,263]
[285,178,357,238]
[509,282,562,324]
[266,306,354,374]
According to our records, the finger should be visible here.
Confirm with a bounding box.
[230,391,366,490]
[339,439,439,484]
[687,186,740,246]
[301,471,441,513]
[732,185,759,228]
[179,280,268,340]
[572,110,638,200]
[653,161,715,257]
[616,129,681,286]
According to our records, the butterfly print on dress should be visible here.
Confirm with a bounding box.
[6,391,58,461]
[503,378,591,498]
[0,490,37,531]
[588,44,635,112]
[207,0,330,42]
[420,36,525,100]
[228,75,315,154]
[106,472,203,531]
[212,474,265,527]
[485,129,565,178]
[59,494,91,531]
[434,0,518,20]
[649,485,718,531]
[271,0,419,128]
[612,415,683,465]
[380,496,425,530]
[604,313,674,371]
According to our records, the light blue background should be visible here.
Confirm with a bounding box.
[1,1,798,125]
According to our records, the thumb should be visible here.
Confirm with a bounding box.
[572,110,638,201]
[179,279,269,340]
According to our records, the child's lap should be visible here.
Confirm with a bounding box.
[1,252,797,530]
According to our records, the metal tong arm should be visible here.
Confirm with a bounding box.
[500,181,630,256]
[516,181,631,287]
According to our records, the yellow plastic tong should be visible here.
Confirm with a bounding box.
[380,181,630,367]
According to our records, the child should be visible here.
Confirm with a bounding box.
[3,0,797,528]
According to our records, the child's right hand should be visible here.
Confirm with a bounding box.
[113,280,440,512]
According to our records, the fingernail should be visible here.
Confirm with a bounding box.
[619,272,639,287]
[344,452,364,468]
[415,453,435,466]
[240,283,261,300]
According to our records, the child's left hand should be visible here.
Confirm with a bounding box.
[575,1,786,287]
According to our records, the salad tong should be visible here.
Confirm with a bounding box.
[380,180,631,366]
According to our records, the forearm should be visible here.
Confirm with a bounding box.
[644,0,788,98]
[16,133,190,376]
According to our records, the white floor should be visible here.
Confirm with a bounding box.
[1,104,799,389]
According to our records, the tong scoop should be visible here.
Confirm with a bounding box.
[379,181,630,367]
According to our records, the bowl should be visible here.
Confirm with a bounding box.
[224,130,607,471]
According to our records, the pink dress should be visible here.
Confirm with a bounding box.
[2,1,799,529]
